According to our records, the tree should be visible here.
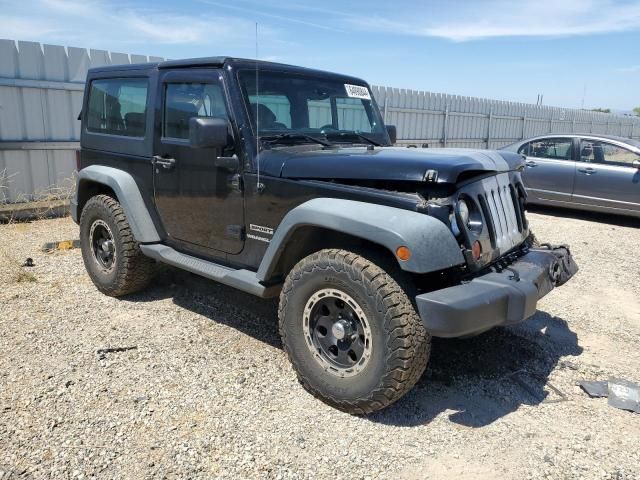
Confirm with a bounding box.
[634,106,640,117]
[590,108,611,113]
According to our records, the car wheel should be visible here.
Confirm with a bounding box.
[80,194,155,296]
[279,249,430,414]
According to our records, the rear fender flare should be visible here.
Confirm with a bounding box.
[75,165,161,243]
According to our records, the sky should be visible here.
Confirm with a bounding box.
[2,0,640,111]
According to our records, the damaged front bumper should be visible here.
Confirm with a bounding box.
[415,245,578,338]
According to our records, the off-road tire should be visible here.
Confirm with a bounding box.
[279,249,430,414]
[80,194,154,296]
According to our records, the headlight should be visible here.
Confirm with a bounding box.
[456,197,483,235]
[458,199,470,227]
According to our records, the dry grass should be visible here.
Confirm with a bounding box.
[0,168,75,223]
[0,246,37,284]
[0,169,77,283]
[0,168,12,204]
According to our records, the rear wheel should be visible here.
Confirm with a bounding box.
[80,194,155,296]
[279,249,430,414]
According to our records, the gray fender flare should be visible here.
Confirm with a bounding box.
[75,165,161,243]
[257,198,465,281]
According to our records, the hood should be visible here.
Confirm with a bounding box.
[258,146,524,184]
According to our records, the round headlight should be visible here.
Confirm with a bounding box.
[456,197,484,235]
[458,199,470,226]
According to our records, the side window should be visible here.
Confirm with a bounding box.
[164,82,228,140]
[580,140,640,167]
[527,138,573,160]
[249,94,291,130]
[87,78,148,137]
[336,98,374,133]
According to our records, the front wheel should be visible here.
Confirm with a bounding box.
[278,249,430,414]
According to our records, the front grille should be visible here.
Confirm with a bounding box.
[477,174,526,254]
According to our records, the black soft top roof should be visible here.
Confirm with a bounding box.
[87,57,367,85]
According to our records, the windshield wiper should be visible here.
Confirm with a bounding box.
[260,133,332,147]
[324,131,382,147]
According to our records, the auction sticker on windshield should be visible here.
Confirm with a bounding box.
[344,84,371,100]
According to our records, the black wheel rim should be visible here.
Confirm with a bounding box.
[303,289,372,377]
[89,219,116,270]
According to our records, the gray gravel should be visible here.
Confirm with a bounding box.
[1,207,639,479]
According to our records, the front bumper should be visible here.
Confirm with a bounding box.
[416,246,578,338]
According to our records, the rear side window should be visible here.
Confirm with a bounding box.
[87,78,148,137]
[520,138,573,160]
[580,140,640,167]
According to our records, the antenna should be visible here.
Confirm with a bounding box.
[255,22,261,192]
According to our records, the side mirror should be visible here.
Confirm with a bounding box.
[385,124,397,144]
[189,117,231,149]
[633,159,640,169]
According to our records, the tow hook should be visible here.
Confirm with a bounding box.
[535,243,577,287]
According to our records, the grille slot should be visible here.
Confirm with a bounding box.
[509,184,524,232]
[477,194,496,248]
[478,175,523,254]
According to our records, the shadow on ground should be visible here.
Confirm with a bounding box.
[368,312,582,427]
[127,267,282,349]
[527,204,639,228]
[127,268,583,428]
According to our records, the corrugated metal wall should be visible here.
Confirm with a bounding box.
[372,86,640,149]
[0,39,163,203]
[1,39,639,204]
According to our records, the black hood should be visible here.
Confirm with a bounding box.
[258,146,524,184]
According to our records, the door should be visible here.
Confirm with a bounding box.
[153,69,244,254]
[573,139,640,214]
[518,137,577,204]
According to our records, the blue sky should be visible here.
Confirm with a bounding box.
[2,0,640,111]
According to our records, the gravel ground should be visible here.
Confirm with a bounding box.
[0,207,639,479]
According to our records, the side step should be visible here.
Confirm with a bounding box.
[140,244,280,298]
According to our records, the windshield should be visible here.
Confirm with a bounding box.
[237,70,388,146]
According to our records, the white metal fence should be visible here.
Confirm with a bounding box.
[0,39,163,204]
[1,39,639,204]
[372,86,640,150]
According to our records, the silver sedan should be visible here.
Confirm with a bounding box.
[501,134,640,218]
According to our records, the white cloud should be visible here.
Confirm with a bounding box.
[176,0,640,42]
[197,0,344,32]
[345,0,640,41]
[119,12,222,45]
[0,15,62,39]
[0,0,280,53]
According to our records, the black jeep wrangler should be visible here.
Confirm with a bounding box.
[72,57,577,414]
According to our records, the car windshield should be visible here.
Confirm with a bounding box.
[237,69,388,147]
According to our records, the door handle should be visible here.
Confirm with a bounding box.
[152,155,176,169]
[525,160,538,167]
[578,167,596,175]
